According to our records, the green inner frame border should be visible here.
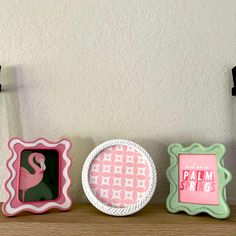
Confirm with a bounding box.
[166,143,232,219]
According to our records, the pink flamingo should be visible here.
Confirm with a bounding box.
[19,152,46,202]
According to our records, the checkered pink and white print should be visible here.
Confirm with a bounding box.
[89,145,151,208]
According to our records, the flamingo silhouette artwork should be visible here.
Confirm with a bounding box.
[19,152,46,202]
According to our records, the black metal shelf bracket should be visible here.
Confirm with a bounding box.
[0,65,1,92]
[232,66,236,96]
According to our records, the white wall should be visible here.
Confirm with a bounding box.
[0,0,236,203]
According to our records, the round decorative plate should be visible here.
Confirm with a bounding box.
[82,139,157,216]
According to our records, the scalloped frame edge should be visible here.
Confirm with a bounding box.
[166,143,232,219]
[2,138,72,216]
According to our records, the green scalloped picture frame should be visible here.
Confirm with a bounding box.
[166,143,232,219]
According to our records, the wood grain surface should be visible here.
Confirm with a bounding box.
[0,204,235,236]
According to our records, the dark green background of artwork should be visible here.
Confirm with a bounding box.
[19,149,59,202]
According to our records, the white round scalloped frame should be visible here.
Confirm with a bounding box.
[82,139,157,216]
[3,138,72,216]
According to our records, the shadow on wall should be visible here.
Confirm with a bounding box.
[225,68,236,205]
[224,142,236,205]
[133,139,169,203]
[68,136,95,203]
[2,65,24,137]
[227,65,236,204]
[0,66,24,202]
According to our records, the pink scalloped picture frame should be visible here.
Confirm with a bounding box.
[2,138,72,216]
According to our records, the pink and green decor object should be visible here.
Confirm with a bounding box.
[2,138,72,216]
[166,143,232,219]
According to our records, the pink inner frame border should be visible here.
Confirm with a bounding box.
[2,138,72,216]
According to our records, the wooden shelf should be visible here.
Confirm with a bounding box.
[0,204,235,235]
